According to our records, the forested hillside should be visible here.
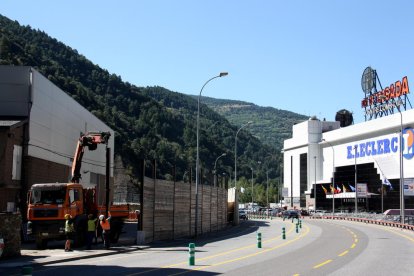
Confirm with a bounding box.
[199,97,308,150]
[0,14,283,191]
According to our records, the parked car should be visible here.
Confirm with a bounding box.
[239,210,248,220]
[282,210,300,219]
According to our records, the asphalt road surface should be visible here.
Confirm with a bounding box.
[5,218,414,275]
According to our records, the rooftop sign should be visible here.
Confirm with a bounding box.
[360,67,410,120]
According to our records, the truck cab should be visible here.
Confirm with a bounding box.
[27,183,88,248]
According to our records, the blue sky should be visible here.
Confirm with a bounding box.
[1,0,413,123]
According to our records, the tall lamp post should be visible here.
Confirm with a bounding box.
[322,139,335,217]
[354,145,358,213]
[250,161,262,208]
[234,121,253,190]
[314,156,317,211]
[214,153,227,187]
[250,167,254,208]
[266,171,269,209]
[379,95,405,222]
[195,72,228,237]
[233,121,252,225]
[398,110,405,224]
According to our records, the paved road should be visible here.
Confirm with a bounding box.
[3,218,414,275]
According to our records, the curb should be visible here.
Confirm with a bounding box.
[308,215,414,231]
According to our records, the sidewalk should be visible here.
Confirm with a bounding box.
[0,221,150,269]
[0,221,236,270]
[0,235,149,269]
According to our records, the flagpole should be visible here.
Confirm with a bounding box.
[381,181,384,213]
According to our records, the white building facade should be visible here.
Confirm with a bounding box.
[283,109,414,212]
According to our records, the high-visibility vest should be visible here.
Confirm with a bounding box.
[100,220,110,231]
[65,220,74,233]
[88,219,97,232]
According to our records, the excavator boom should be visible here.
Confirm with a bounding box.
[71,131,111,183]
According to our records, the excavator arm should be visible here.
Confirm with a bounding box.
[71,131,111,183]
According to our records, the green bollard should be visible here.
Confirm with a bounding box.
[296,224,299,233]
[300,220,302,228]
[282,227,286,239]
[189,243,195,266]
[257,232,262,248]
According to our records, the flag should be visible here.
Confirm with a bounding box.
[382,176,393,191]
[349,184,356,192]
[336,185,342,193]
[330,185,335,194]
[342,184,348,193]
[322,185,328,195]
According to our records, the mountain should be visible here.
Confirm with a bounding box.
[0,14,283,188]
[198,97,308,150]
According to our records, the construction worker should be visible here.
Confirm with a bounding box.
[86,214,97,250]
[64,214,74,252]
[99,214,111,249]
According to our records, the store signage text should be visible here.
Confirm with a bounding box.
[361,76,409,108]
[347,128,414,160]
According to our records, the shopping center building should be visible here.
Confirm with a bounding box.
[282,73,414,213]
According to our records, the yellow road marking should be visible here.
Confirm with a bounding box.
[350,243,356,249]
[354,238,358,243]
[128,221,299,276]
[338,250,349,257]
[167,224,311,275]
[313,259,332,269]
[293,274,300,276]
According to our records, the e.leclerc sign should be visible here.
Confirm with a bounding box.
[347,128,414,160]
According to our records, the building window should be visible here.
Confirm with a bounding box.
[299,153,307,207]
[12,145,22,180]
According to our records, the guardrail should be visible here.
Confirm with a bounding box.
[309,213,414,231]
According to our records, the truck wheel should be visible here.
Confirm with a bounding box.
[35,238,47,249]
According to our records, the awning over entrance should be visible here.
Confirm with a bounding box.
[325,192,379,199]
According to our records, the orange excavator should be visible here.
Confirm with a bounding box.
[26,132,129,249]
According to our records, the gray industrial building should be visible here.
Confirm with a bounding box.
[0,66,114,215]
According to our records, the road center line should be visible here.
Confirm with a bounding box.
[128,220,298,276]
[313,259,332,269]
[338,250,349,257]
[167,224,311,275]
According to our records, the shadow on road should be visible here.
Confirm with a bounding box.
[2,264,221,275]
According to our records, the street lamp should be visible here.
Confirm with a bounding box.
[322,139,335,217]
[354,145,358,213]
[255,161,262,209]
[250,167,254,208]
[234,121,253,191]
[233,121,252,225]
[214,153,226,187]
[314,156,317,211]
[195,72,228,237]
[266,171,269,209]
[398,110,405,224]
[379,94,405,222]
